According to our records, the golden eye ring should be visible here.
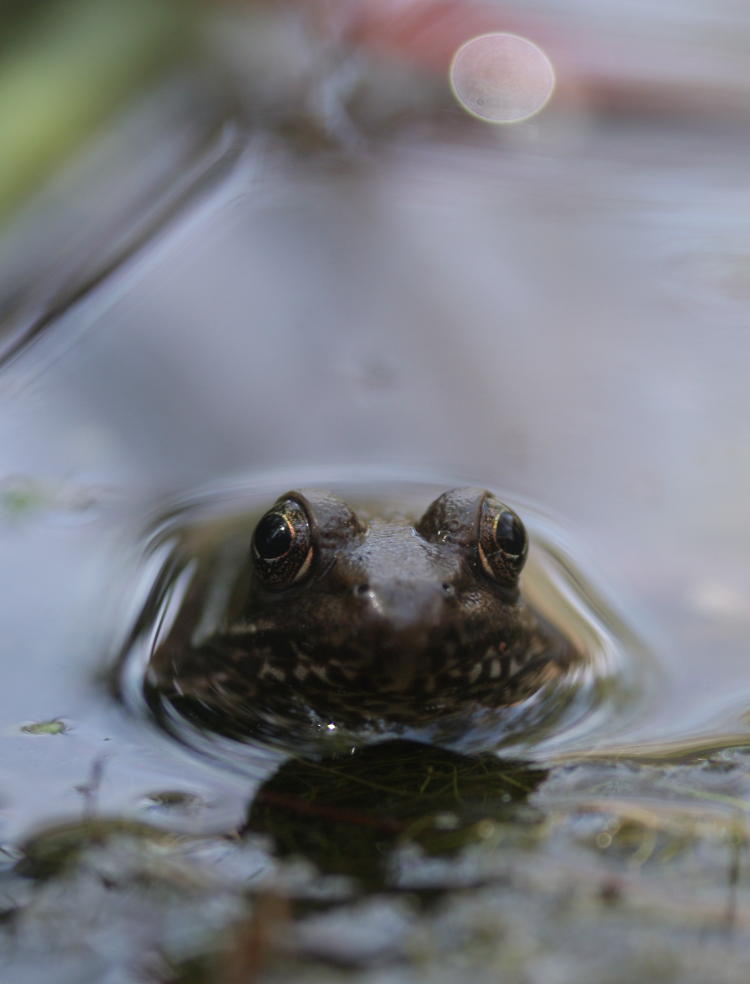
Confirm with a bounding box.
[252,497,314,588]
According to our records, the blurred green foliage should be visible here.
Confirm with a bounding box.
[0,0,199,222]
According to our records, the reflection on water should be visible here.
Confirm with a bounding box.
[243,739,548,890]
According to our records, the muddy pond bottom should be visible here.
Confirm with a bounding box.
[115,475,640,763]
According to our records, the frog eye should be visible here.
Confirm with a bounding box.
[252,497,314,588]
[477,494,528,586]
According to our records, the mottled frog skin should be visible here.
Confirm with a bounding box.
[148,488,577,731]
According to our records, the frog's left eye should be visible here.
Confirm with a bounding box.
[252,497,314,588]
[477,494,528,586]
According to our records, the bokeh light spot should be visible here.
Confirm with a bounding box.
[450,33,555,124]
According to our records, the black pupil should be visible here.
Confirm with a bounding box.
[495,511,525,557]
[254,513,293,560]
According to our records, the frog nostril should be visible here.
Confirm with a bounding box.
[442,583,455,597]
[354,583,371,597]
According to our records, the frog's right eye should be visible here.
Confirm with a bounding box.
[252,497,314,588]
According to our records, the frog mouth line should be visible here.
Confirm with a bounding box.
[151,632,559,715]
[145,650,570,742]
[238,621,564,690]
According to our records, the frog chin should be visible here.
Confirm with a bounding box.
[375,653,422,693]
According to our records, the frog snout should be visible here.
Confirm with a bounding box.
[357,580,451,689]
[361,579,446,631]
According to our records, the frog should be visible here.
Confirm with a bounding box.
[146,487,578,733]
